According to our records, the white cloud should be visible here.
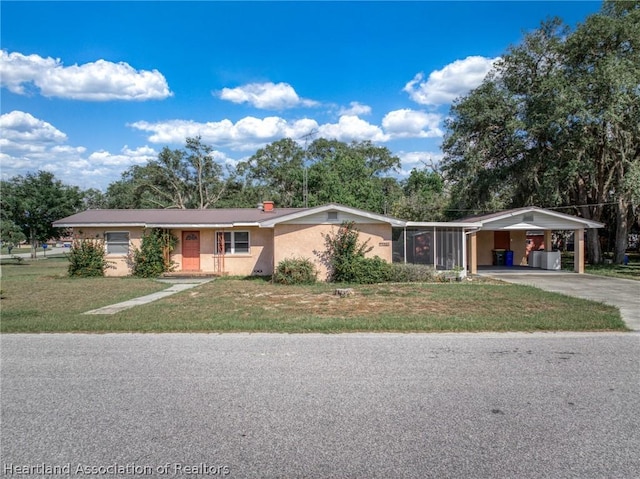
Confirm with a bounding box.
[132,110,448,150]
[382,109,443,139]
[218,82,318,110]
[130,117,321,150]
[0,110,67,143]
[0,110,161,189]
[317,115,388,143]
[404,56,499,106]
[397,151,444,175]
[0,50,172,101]
[88,146,157,167]
[339,101,372,116]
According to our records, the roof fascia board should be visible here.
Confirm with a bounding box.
[259,203,406,227]
[405,221,483,228]
[145,223,260,228]
[475,207,604,229]
[53,222,147,228]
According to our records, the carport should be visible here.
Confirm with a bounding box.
[463,207,604,274]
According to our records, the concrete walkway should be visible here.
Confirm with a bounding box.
[480,271,640,331]
[83,278,214,315]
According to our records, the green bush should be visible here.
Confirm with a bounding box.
[323,221,374,283]
[130,229,177,278]
[388,263,438,282]
[349,256,392,284]
[273,257,317,285]
[67,237,110,277]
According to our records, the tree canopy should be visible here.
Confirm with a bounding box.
[441,1,640,263]
[0,171,84,257]
[106,137,231,209]
[237,138,402,213]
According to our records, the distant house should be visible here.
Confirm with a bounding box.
[52,203,602,278]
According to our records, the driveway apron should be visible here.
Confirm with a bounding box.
[480,272,640,331]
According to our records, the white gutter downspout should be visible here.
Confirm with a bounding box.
[403,227,407,264]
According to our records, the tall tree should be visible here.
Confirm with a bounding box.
[235,138,402,212]
[236,138,306,207]
[0,171,83,258]
[82,188,108,209]
[442,2,640,263]
[562,1,640,262]
[0,220,27,253]
[391,167,448,221]
[306,139,401,213]
[104,137,230,209]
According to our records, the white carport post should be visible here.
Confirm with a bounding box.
[574,228,585,274]
[467,230,478,275]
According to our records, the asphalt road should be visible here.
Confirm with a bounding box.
[1,333,639,479]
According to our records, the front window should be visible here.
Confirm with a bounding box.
[215,231,250,254]
[105,232,129,255]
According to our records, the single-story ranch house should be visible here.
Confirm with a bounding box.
[53,202,603,279]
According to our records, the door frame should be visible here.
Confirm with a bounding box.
[182,230,201,271]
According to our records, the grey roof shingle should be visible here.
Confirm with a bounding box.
[53,208,306,227]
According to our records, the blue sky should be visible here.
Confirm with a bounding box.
[1,1,603,191]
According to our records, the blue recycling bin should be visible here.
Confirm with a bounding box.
[505,250,514,267]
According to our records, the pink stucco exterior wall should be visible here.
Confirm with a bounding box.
[78,223,392,279]
[171,227,274,276]
[476,231,494,266]
[273,223,393,281]
[75,227,144,277]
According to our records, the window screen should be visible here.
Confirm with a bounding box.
[215,231,250,254]
[105,232,129,255]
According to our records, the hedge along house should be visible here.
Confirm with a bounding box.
[461,207,605,274]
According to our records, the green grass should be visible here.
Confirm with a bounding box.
[586,252,640,281]
[0,257,627,333]
[560,252,640,281]
[586,263,640,280]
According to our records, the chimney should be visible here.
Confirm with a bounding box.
[263,200,275,212]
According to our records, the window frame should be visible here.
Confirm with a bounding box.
[105,231,130,255]
[215,230,250,255]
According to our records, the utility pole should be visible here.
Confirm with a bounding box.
[299,129,318,208]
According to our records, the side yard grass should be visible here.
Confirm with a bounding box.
[563,252,640,281]
[0,257,627,333]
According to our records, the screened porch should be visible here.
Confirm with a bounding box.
[392,225,472,273]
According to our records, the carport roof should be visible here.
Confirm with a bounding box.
[460,207,604,230]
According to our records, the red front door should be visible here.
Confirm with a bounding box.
[182,231,200,271]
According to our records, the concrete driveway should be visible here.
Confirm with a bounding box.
[479,271,640,331]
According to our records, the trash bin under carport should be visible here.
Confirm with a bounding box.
[505,250,514,267]
[492,249,506,266]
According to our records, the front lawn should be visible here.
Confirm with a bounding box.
[0,257,627,333]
